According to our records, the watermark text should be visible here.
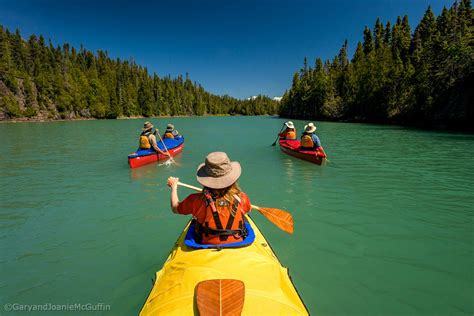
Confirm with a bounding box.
[3,303,111,312]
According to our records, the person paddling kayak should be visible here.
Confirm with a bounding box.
[167,152,252,245]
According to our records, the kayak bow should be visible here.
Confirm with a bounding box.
[140,215,308,315]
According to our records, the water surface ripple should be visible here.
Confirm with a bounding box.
[1,117,473,315]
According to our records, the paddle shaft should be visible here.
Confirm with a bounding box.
[319,147,329,162]
[177,182,261,210]
[271,124,286,146]
[156,130,174,161]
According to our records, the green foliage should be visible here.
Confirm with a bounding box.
[1,94,21,117]
[23,106,37,118]
[280,0,473,130]
[0,27,279,120]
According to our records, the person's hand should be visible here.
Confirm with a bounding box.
[167,177,179,189]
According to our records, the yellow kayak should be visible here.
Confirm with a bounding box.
[140,215,309,315]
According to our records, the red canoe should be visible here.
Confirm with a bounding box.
[128,137,184,168]
[278,139,327,165]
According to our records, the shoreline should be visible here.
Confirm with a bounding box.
[0,117,98,123]
[2,115,472,133]
[0,113,274,124]
[278,116,474,133]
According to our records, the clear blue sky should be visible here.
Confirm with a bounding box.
[1,0,453,99]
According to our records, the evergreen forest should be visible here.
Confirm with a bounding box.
[1,0,472,131]
[280,0,473,130]
[0,26,278,120]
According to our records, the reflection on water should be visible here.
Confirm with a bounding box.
[283,157,295,194]
[130,163,160,180]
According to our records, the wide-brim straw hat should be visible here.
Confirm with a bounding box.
[142,121,154,131]
[196,152,242,189]
[166,124,174,131]
[285,121,295,129]
[304,122,317,133]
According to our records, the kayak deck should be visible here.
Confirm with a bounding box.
[140,216,308,315]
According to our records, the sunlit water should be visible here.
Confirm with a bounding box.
[1,117,473,315]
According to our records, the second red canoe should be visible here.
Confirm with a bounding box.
[279,139,327,165]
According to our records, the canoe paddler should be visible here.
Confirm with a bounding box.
[300,122,322,149]
[167,152,252,245]
[279,121,297,140]
[162,123,180,139]
[138,121,170,156]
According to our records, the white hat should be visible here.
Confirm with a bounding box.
[304,123,316,133]
[285,121,295,129]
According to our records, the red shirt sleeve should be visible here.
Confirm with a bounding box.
[240,192,251,214]
[177,193,201,215]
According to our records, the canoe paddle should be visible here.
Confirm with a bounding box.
[177,181,294,234]
[271,124,286,146]
[196,279,245,316]
[319,147,330,163]
[156,130,175,164]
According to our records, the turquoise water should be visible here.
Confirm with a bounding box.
[1,116,473,315]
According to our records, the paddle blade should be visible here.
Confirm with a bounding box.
[272,129,284,146]
[196,279,245,316]
[257,207,294,234]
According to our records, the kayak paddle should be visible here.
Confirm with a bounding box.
[177,181,294,234]
[196,279,245,316]
[320,147,330,163]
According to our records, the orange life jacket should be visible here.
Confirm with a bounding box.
[194,191,248,244]
[139,132,152,149]
[280,128,296,140]
[286,130,296,139]
[163,131,175,139]
[301,134,314,148]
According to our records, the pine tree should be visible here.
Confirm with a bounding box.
[363,26,374,54]
[384,21,392,45]
[374,18,384,50]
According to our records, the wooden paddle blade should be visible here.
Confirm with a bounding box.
[257,207,294,234]
[196,279,245,316]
